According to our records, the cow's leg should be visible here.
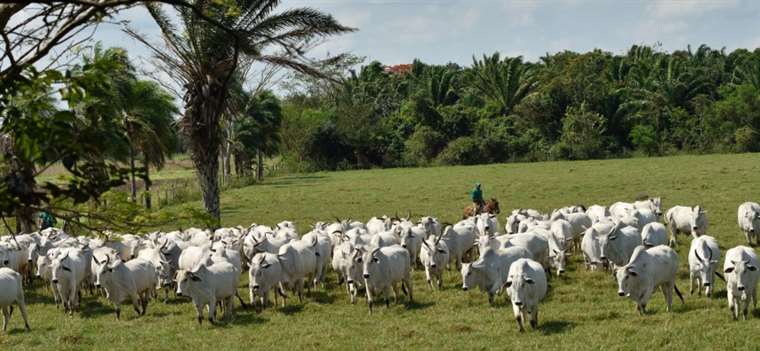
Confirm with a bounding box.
[2,306,9,332]
[530,308,538,329]
[663,285,673,312]
[208,297,217,324]
[18,302,30,331]
[194,303,204,325]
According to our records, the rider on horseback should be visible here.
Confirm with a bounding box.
[471,183,484,213]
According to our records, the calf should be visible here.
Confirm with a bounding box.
[505,258,547,332]
[0,267,30,332]
[615,245,683,314]
[176,257,240,324]
[738,202,760,246]
[362,245,413,313]
[724,246,760,320]
[688,235,721,297]
[581,222,614,271]
[419,235,449,290]
[666,205,708,246]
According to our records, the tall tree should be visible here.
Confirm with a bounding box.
[129,0,353,223]
[471,53,537,116]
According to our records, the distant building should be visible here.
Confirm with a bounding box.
[384,64,413,75]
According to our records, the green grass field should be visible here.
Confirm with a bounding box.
[3,153,760,350]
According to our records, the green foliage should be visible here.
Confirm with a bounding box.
[403,125,446,165]
[557,104,607,160]
[629,124,659,155]
[280,44,760,171]
[435,137,484,165]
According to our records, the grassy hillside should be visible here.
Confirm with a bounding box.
[4,153,760,350]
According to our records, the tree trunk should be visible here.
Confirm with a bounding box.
[256,150,263,181]
[129,143,137,203]
[15,207,34,233]
[195,155,220,223]
[144,161,152,210]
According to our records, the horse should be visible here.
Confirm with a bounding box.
[463,198,501,219]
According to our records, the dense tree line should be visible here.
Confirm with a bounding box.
[279,45,760,171]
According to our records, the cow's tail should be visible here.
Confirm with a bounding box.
[674,284,685,304]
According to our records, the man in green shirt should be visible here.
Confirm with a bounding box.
[39,210,56,230]
[471,183,484,214]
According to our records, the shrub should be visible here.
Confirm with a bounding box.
[435,137,484,165]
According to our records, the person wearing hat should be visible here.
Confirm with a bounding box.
[471,183,484,214]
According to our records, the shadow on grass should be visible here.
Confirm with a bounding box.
[80,300,116,319]
[278,304,304,315]
[406,301,435,311]
[310,291,336,304]
[713,289,728,299]
[266,175,327,188]
[540,320,575,335]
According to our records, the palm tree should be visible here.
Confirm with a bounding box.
[121,80,178,207]
[130,0,353,220]
[129,1,353,222]
[470,53,537,116]
[231,90,282,180]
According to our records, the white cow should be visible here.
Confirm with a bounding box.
[634,197,663,218]
[463,238,531,304]
[475,213,499,237]
[362,245,413,313]
[440,221,477,270]
[738,202,760,246]
[0,267,30,332]
[598,222,641,268]
[724,246,760,320]
[93,256,157,320]
[331,243,363,303]
[666,205,708,246]
[277,240,318,302]
[615,245,683,315]
[249,253,287,311]
[419,235,449,290]
[176,256,240,324]
[586,205,610,224]
[419,216,442,238]
[640,222,668,248]
[505,258,547,332]
[688,235,721,297]
[581,221,614,271]
[50,248,88,314]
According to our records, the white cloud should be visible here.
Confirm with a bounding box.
[502,0,540,26]
[645,0,739,19]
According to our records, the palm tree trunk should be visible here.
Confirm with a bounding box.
[256,150,263,181]
[129,143,137,203]
[144,160,152,210]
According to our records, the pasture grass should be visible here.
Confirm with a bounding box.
[4,153,760,350]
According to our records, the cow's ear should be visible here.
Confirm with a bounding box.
[724,267,735,273]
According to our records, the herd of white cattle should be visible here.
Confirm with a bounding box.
[0,198,760,333]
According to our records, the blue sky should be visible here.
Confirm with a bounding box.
[92,0,760,73]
